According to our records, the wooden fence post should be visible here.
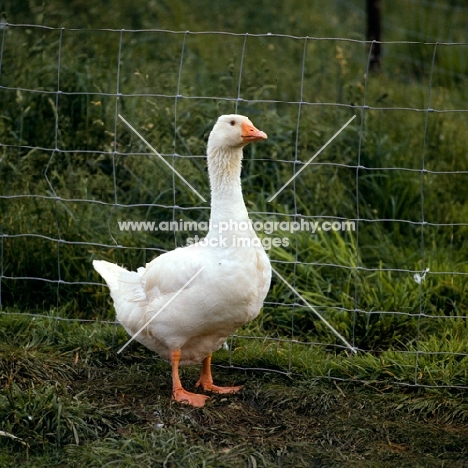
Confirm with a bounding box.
[366,0,381,71]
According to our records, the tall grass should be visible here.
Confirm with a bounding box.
[1,0,467,364]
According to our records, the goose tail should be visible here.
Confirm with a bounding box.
[93,260,147,304]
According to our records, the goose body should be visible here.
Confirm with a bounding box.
[93,114,271,407]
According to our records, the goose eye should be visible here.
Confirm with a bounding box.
[230,120,236,126]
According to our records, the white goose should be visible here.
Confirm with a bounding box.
[93,114,271,407]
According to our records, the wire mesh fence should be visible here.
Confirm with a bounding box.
[1,10,467,389]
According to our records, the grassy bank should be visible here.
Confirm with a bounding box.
[1,314,468,467]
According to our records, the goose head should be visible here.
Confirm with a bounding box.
[207,114,267,151]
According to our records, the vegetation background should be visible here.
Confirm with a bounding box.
[0,0,467,466]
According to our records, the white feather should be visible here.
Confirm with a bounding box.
[93,114,271,366]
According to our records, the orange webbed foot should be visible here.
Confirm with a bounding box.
[172,387,210,408]
[195,353,243,395]
[195,380,243,394]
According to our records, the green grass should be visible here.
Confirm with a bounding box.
[3,307,466,466]
[1,0,468,465]
[1,314,468,467]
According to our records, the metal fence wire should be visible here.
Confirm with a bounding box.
[1,15,467,389]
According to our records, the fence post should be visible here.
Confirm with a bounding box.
[366,0,381,71]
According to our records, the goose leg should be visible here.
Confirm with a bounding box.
[195,354,243,394]
[171,350,209,407]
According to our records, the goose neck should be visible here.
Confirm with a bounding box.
[208,146,249,224]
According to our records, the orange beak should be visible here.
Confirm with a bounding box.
[241,121,268,143]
